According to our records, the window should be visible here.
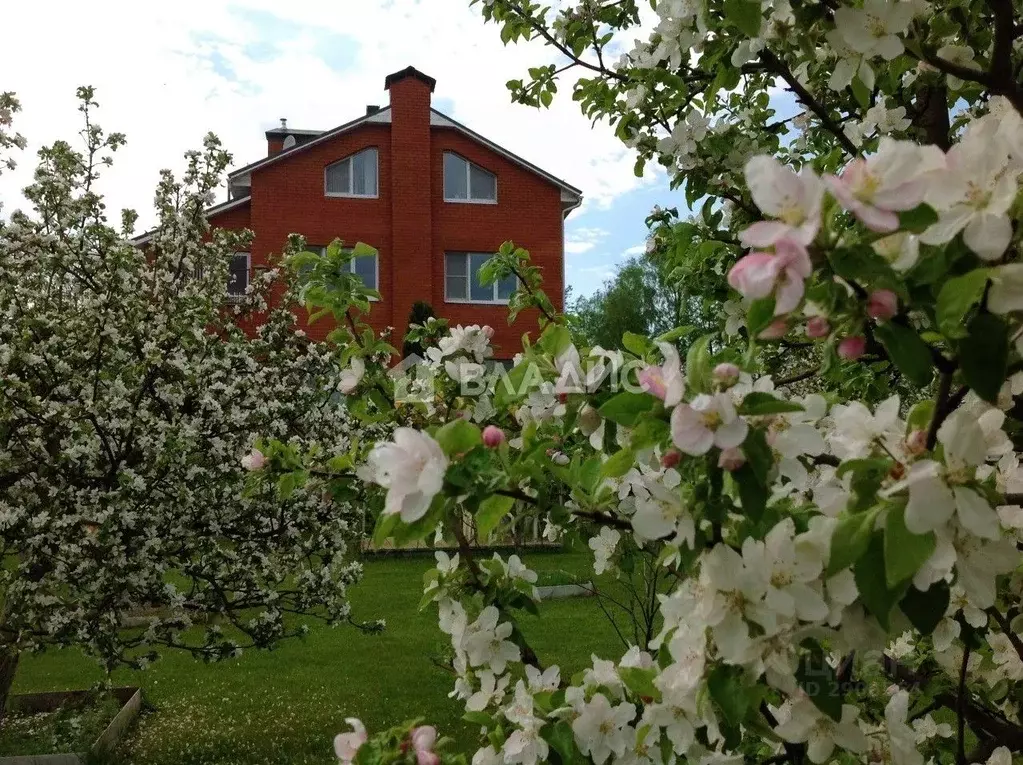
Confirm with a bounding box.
[227,253,250,298]
[445,252,517,303]
[443,152,497,203]
[324,148,378,198]
[312,246,378,292]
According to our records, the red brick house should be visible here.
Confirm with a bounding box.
[200,66,582,359]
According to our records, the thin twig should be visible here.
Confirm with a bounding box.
[957,645,971,765]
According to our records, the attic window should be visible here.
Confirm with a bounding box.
[443,152,496,203]
[325,148,378,198]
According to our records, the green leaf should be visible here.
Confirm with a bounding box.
[737,392,805,416]
[827,508,879,576]
[936,269,989,339]
[495,359,534,406]
[734,464,768,521]
[900,580,951,636]
[601,448,636,479]
[746,297,776,338]
[884,504,936,588]
[723,0,763,36]
[743,427,774,485]
[598,391,657,426]
[707,664,749,728]
[539,324,573,358]
[897,203,939,234]
[542,721,587,765]
[476,494,515,539]
[372,512,400,547]
[434,420,482,457]
[850,75,871,110]
[960,312,1008,404]
[619,666,662,702]
[796,643,843,722]
[462,711,493,727]
[854,532,911,630]
[622,331,653,357]
[685,334,713,393]
[906,400,935,433]
[655,325,695,344]
[874,322,933,387]
[351,241,379,258]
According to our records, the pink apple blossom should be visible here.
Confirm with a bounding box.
[334,719,368,764]
[718,447,746,471]
[806,316,831,338]
[412,726,439,765]
[713,363,741,386]
[867,289,898,321]
[741,155,824,247]
[727,239,812,315]
[482,425,505,447]
[825,138,943,232]
[637,342,686,407]
[838,336,867,360]
[759,318,790,340]
[241,449,267,472]
[670,393,749,456]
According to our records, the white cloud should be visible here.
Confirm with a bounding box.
[565,226,609,255]
[620,243,646,258]
[0,0,661,226]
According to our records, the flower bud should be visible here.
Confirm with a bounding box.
[806,316,830,339]
[867,289,898,321]
[717,447,746,471]
[482,425,505,448]
[482,325,495,339]
[758,318,788,340]
[241,449,267,471]
[713,362,741,386]
[558,392,569,404]
[578,404,602,436]
[547,449,570,466]
[837,335,867,360]
[660,449,682,469]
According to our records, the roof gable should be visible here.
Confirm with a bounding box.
[227,107,581,202]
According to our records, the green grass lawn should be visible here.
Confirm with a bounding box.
[10,551,621,765]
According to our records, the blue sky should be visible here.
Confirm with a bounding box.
[0,0,681,298]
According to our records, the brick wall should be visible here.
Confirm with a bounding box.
[210,70,570,360]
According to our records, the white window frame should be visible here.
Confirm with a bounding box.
[324,148,379,199]
[225,252,250,301]
[444,252,516,305]
[443,152,498,205]
[313,245,379,299]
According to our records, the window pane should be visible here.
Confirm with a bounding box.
[352,149,377,196]
[353,254,377,289]
[446,275,468,300]
[444,153,468,199]
[469,164,496,201]
[325,159,350,195]
[469,253,492,302]
[497,274,517,300]
[228,253,248,295]
[445,252,467,278]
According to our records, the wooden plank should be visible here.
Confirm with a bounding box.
[90,689,142,756]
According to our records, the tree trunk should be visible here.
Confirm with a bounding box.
[0,650,20,723]
[913,82,951,150]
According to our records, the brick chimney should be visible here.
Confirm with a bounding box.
[385,66,435,341]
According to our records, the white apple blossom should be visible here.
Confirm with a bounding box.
[338,356,365,394]
[572,693,637,765]
[833,0,914,61]
[671,393,749,456]
[773,698,868,763]
[741,156,824,247]
[364,428,449,523]
[464,607,521,674]
[589,526,621,575]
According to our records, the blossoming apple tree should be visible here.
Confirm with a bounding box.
[0,89,368,716]
[240,0,1023,763]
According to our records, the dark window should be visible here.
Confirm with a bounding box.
[444,252,516,302]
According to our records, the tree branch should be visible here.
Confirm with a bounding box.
[760,50,859,156]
